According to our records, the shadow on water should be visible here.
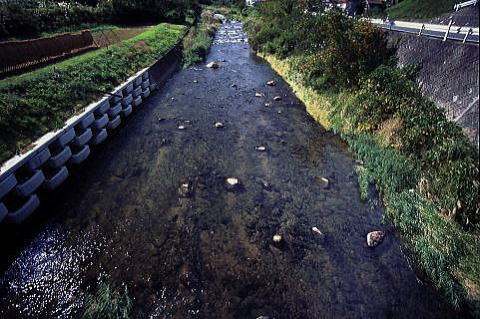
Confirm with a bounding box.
[0,21,468,318]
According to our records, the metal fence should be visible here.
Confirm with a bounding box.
[0,31,98,78]
[368,18,480,44]
[454,0,478,11]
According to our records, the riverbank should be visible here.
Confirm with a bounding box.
[260,52,480,314]
[0,23,187,165]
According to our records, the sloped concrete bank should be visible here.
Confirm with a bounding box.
[0,42,184,225]
[386,30,479,147]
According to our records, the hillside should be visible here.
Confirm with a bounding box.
[386,0,458,20]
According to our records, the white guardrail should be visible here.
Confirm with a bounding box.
[454,0,478,11]
[368,18,480,44]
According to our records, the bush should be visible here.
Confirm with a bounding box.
[0,0,109,39]
[0,0,198,40]
[246,1,393,89]
[182,9,219,67]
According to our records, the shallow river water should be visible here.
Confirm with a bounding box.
[0,22,463,318]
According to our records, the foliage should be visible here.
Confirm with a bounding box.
[385,0,458,21]
[112,0,200,24]
[0,23,186,164]
[246,1,393,89]
[82,283,132,319]
[330,65,479,227]
[182,9,220,67]
[0,0,114,39]
[0,0,198,40]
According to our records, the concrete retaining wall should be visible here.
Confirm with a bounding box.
[386,31,479,148]
[0,42,183,224]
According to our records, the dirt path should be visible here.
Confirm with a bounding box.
[0,21,461,319]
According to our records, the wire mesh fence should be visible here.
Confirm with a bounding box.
[0,27,148,79]
[0,31,98,78]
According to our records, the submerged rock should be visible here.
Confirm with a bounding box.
[206,61,219,69]
[318,177,329,189]
[273,96,282,101]
[267,80,276,86]
[255,146,266,152]
[273,234,282,243]
[226,177,240,191]
[264,102,272,107]
[177,125,186,130]
[178,182,193,198]
[214,122,225,128]
[366,230,386,247]
[255,92,264,97]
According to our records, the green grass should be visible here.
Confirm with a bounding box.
[0,23,187,164]
[182,9,220,68]
[261,53,480,313]
[386,0,457,20]
[82,283,132,319]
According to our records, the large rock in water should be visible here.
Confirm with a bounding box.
[367,230,385,247]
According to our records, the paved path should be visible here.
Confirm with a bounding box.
[0,21,460,318]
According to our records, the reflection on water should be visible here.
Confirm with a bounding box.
[0,21,463,318]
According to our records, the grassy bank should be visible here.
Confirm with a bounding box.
[0,23,187,165]
[244,1,478,312]
[182,8,221,68]
[262,52,480,314]
[385,0,457,20]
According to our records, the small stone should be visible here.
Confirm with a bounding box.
[231,83,237,88]
[277,110,282,114]
[171,97,176,101]
[255,92,264,97]
[261,180,271,190]
[273,96,282,101]
[273,234,282,243]
[366,230,386,247]
[355,159,364,165]
[319,177,329,189]
[206,61,219,69]
[267,80,276,86]
[184,120,191,124]
[264,102,272,107]
[214,122,224,128]
[255,146,266,152]
[179,182,192,197]
[226,177,240,191]
[193,80,198,83]
[158,118,166,122]
[178,125,186,130]
[312,227,323,236]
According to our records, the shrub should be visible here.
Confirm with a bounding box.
[246,1,393,89]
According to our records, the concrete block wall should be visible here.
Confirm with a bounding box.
[387,31,479,148]
[0,70,158,224]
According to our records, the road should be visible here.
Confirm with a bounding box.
[0,21,462,318]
